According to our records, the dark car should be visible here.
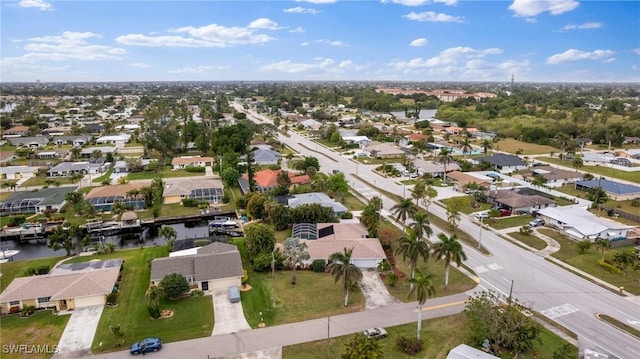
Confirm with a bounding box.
[130,338,162,355]
[363,327,388,339]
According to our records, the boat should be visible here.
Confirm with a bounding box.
[208,217,239,232]
[0,249,20,260]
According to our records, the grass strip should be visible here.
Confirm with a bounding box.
[598,314,640,339]
[297,143,339,162]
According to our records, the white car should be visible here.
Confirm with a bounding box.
[474,212,490,220]
[363,327,387,339]
[529,218,545,227]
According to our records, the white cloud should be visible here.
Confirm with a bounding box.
[317,39,349,47]
[434,0,458,5]
[409,38,428,47]
[561,22,602,31]
[19,0,52,11]
[284,7,319,14]
[248,18,280,30]
[404,11,464,23]
[128,63,150,68]
[524,18,537,24]
[603,58,616,63]
[546,49,615,64]
[117,22,276,48]
[509,0,579,18]
[631,48,640,55]
[260,57,363,75]
[168,65,229,74]
[295,0,336,4]
[300,42,310,46]
[16,31,126,61]
[289,26,305,33]
[381,0,457,5]
[389,46,502,70]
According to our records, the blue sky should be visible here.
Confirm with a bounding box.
[1,0,639,83]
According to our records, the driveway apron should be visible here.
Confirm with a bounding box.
[212,290,251,336]
[54,305,104,358]
[360,269,400,310]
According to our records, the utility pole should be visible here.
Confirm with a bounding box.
[478,215,484,249]
[508,280,514,305]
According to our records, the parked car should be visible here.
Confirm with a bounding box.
[130,338,162,355]
[363,327,388,339]
[499,209,512,217]
[410,172,419,178]
[529,218,545,227]
[474,211,490,220]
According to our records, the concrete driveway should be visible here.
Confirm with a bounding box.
[54,305,104,358]
[211,290,251,336]
[359,269,400,310]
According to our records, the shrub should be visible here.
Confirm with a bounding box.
[27,265,50,275]
[191,290,204,298]
[519,225,533,235]
[106,292,119,305]
[252,251,274,272]
[311,259,327,273]
[21,306,36,318]
[341,211,354,219]
[377,259,392,272]
[598,259,623,275]
[396,336,423,354]
[182,198,200,207]
[185,166,205,173]
[148,306,161,319]
[385,273,399,287]
[159,273,190,299]
[222,192,230,204]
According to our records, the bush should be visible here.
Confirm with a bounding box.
[519,225,533,235]
[159,273,190,299]
[21,306,36,318]
[182,198,200,207]
[341,211,354,219]
[377,259,392,272]
[598,259,623,275]
[148,306,161,319]
[252,251,274,272]
[26,265,50,275]
[396,336,423,354]
[191,290,204,298]
[311,259,327,273]
[385,273,399,286]
[222,191,230,204]
[106,292,119,305]
[185,166,205,173]
[631,198,640,207]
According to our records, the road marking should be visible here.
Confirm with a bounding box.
[474,263,502,274]
[474,266,489,273]
[415,300,467,312]
[541,303,580,319]
[487,263,503,271]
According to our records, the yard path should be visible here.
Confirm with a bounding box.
[359,269,400,310]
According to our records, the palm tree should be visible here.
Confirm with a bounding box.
[433,233,467,287]
[481,138,492,155]
[390,198,417,232]
[594,237,611,261]
[145,285,164,310]
[437,148,453,184]
[555,133,570,160]
[407,268,436,341]
[572,157,583,171]
[409,211,432,239]
[282,237,310,285]
[158,226,177,249]
[460,137,473,159]
[411,181,426,206]
[327,247,363,307]
[612,250,637,276]
[394,229,430,290]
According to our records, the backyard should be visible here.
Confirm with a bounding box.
[0,256,65,292]
[541,228,640,295]
[493,138,557,155]
[125,167,204,181]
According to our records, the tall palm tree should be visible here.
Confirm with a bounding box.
[554,133,571,160]
[327,247,363,307]
[409,211,432,239]
[460,137,473,159]
[594,237,611,261]
[433,233,467,287]
[283,237,310,285]
[391,198,417,232]
[394,229,430,290]
[481,138,492,155]
[407,268,436,341]
[437,148,453,184]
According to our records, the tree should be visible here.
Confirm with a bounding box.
[481,139,492,155]
[394,229,430,290]
[360,198,381,237]
[421,185,437,211]
[158,225,177,248]
[159,273,190,299]
[282,237,310,285]
[411,181,426,206]
[390,198,417,232]
[594,237,610,261]
[531,175,547,190]
[70,173,84,186]
[47,224,80,256]
[613,250,637,276]
[244,223,276,258]
[407,268,436,341]
[433,233,467,287]
[2,180,18,191]
[408,211,432,239]
[572,157,583,171]
[460,137,473,159]
[341,333,385,359]
[70,146,81,159]
[246,192,268,220]
[327,247,363,307]
[145,285,164,310]
[327,172,349,201]
[445,197,464,230]
[587,186,608,204]
[437,148,453,184]
[577,239,592,254]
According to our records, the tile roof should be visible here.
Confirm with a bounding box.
[163,178,223,197]
[171,156,214,166]
[86,182,150,198]
[303,239,386,261]
[316,223,369,240]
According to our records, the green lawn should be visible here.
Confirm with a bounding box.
[92,168,114,183]
[538,157,640,183]
[0,310,71,359]
[487,215,533,230]
[159,203,203,217]
[0,256,66,292]
[507,232,548,250]
[125,167,204,181]
[493,138,558,155]
[283,312,575,359]
[21,175,75,187]
[541,228,640,295]
[440,197,493,214]
[63,247,214,353]
[342,193,366,211]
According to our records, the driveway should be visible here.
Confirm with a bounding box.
[211,290,251,336]
[54,305,104,358]
[359,269,400,310]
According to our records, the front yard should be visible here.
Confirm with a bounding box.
[125,167,205,181]
[0,310,71,359]
[487,215,534,230]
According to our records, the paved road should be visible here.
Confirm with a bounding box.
[238,105,640,358]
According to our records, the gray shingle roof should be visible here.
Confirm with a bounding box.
[150,244,243,282]
[576,179,640,195]
[475,153,525,167]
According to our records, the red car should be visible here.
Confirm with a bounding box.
[499,209,512,217]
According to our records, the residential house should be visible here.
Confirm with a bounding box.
[446,344,499,359]
[80,146,117,159]
[582,152,615,164]
[0,165,40,181]
[473,154,527,173]
[618,149,640,160]
[0,259,123,313]
[363,141,405,158]
[238,169,309,194]
[171,156,214,169]
[623,136,640,145]
[36,151,61,160]
[2,125,30,138]
[95,134,131,147]
[0,187,77,215]
[150,242,243,293]
[413,158,462,179]
[300,119,322,131]
[575,179,640,201]
[113,160,129,174]
[0,151,15,163]
[7,136,49,148]
[446,171,492,192]
[85,182,149,211]
[163,178,224,205]
[252,148,281,166]
[288,192,348,216]
[531,166,583,187]
[52,135,92,147]
[288,222,386,268]
[48,160,106,177]
[82,124,103,134]
[485,189,557,215]
[537,206,633,245]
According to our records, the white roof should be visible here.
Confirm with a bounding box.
[538,206,629,236]
[342,135,370,142]
[96,134,131,141]
[582,152,614,163]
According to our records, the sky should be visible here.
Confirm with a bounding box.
[1,0,639,83]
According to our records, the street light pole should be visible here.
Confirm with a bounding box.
[478,216,484,249]
[271,249,276,309]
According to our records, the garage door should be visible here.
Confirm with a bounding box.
[210,277,240,292]
[352,259,379,269]
[74,295,105,308]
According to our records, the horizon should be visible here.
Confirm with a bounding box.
[1,0,639,83]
